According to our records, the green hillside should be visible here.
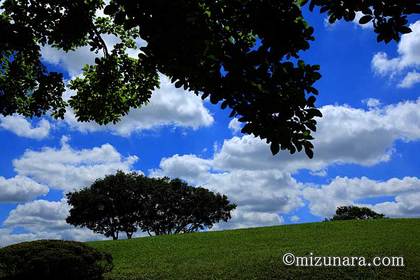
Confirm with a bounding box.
[89,219,420,280]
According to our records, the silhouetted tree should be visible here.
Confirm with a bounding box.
[66,171,139,240]
[328,205,386,221]
[1,0,417,157]
[139,178,237,236]
[66,171,236,239]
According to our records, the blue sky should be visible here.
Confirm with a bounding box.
[0,8,419,246]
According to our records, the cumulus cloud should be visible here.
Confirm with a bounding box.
[0,115,51,140]
[371,21,420,87]
[41,34,144,77]
[0,136,142,246]
[372,52,401,76]
[214,209,283,230]
[62,75,214,136]
[41,30,213,136]
[373,192,420,218]
[4,199,70,231]
[213,99,420,173]
[12,136,138,191]
[398,71,420,88]
[362,98,381,108]
[41,45,97,78]
[228,118,242,134]
[151,155,303,213]
[0,229,61,248]
[151,99,420,228]
[41,31,214,137]
[151,155,304,229]
[0,176,48,203]
[1,199,104,247]
[150,154,213,185]
[303,176,420,218]
[3,98,420,243]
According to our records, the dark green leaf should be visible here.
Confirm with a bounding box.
[270,142,280,155]
[359,15,373,25]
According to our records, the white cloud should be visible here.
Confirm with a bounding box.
[213,209,283,230]
[0,115,51,140]
[41,45,97,77]
[151,154,304,213]
[150,154,213,185]
[4,199,70,232]
[372,52,401,76]
[303,176,420,218]
[1,199,104,247]
[208,171,303,214]
[213,99,420,173]
[373,192,420,218]
[0,176,48,203]
[42,34,213,136]
[372,21,420,75]
[63,75,214,136]
[41,35,145,77]
[396,21,420,67]
[0,229,61,248]
[151,99,420,228]
[310,169,327,177]
[362,98,381,108]
[39,0,139,77]
[398,71,420,88]
[151,154,304,230]
[353,12,374,29]
[12,136,138,191]
[228,118,242,134]
[290,215,300,223]
[371,21,420,86]
[0,136,143,246]
[3,97,420,242]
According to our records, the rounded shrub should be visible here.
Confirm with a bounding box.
[0,240,113,280]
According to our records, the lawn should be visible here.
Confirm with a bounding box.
[89,218,420,279]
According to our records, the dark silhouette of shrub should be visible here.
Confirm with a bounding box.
[0,240,112,280]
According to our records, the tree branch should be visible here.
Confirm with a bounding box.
[92,24,109,58]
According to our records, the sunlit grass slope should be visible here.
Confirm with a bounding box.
[90,218,420,280]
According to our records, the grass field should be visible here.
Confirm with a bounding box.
[89,218,420,280]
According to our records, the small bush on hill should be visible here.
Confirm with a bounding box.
[0,240,113,280]
[327,205,386,221]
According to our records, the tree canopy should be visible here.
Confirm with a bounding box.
[328,205,386,221]
[66,171,140,240]
[138,177,237,235]
[66,171,236,239]
[1,0,418,157]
